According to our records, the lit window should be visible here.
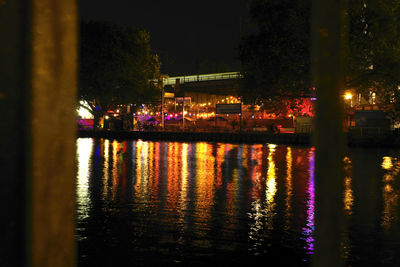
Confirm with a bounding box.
[371,92,376,104]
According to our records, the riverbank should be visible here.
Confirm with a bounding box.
[78,130,311,145]
[78,129,400,147]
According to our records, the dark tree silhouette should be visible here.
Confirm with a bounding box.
[79,21,161,128]
[239,0,400,120]
[239,0,311,104]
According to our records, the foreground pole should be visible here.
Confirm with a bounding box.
[30,1,77,266]
[311,0,345,266]
[0,0,77,266]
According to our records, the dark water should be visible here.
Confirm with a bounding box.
[76,138,400,266]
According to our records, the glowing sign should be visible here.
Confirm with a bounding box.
[216,103,241,114]
[164,92,175,98]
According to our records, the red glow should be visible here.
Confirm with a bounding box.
[285,98,314,117]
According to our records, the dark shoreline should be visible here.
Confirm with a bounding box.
[78,130,400,148]
[78,130,311,145]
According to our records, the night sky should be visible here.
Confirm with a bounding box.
[79,0,252,76]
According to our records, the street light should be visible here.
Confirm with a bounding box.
[344,92,353,107]
[344,92,352,100]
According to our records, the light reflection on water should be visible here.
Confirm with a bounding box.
[381,156,400,230]
[302,150,314,254]
[343,156,354,215]
[76,139,400,266]
[76,138,93,223]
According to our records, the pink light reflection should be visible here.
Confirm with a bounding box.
[302,150,315,254]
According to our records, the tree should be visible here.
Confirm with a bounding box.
[238,0,311,104]
[346,0,400,120]
[79,21,161,128]
[239,0,400,120]
[262,97,314,118]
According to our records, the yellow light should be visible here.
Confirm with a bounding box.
[268,144,277,150]
[345,92,352,100]
[382,157,393,170]
[105,115,109,120]
[384,184,393,193]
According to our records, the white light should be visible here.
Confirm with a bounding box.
[77,100,94,119]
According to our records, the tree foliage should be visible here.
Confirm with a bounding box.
[240,0,400,118]
[262,97,314,117]
[238,0,311,104]
[79,21,161,125]
[347,0,400,119]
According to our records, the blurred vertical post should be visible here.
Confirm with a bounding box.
[311,0,345,266]
[0,0,77,266]
[30,0,77,266]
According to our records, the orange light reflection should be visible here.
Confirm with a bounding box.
[285,147,293,226]
[265,144,277,231]
[343,157,353,215]
[194,142,216,231]
[166,143,181,212]
[381,156,399,230]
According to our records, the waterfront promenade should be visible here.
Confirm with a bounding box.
[78,129,400,147]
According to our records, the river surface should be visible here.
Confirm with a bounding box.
[76,138,400,266]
